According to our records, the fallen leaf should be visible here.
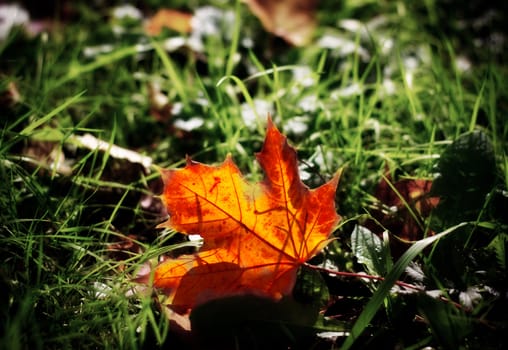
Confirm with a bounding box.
[21,138,72,176]
[0,81,21,106]
[145,8,193,36]
[243,0,318,46]
[151,117,340,310]
[365,168,440,256]
[108,234,144,271]
[147,82,173,124]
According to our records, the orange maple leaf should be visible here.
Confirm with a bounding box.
[151,117,340,310]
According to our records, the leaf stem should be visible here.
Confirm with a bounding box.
[305,263,421,291]
[305,263,464,310]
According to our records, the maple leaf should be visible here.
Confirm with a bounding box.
[151,117,340,310]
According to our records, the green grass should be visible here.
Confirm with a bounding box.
[1,1,507,349]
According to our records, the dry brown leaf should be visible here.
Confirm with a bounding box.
[365,168,440,257]
[243,0,318,46]
[145,9,193,36]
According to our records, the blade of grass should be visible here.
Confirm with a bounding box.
[469,79,485,131]
[224,0,242,77]
[243,65,308,84]
[217,75,264,134]
[59,44,151,87]
[151,39,189,107]
[56,44,148,86]
[341,222,468,350]
[18,91,85,137]
[379,174,425,232]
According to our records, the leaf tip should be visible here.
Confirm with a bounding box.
[331,167,344,187]
[266,112,274,125]
[265,114,280,136]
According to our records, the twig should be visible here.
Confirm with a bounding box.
[305,263,422,291]
[306,263,464,310]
